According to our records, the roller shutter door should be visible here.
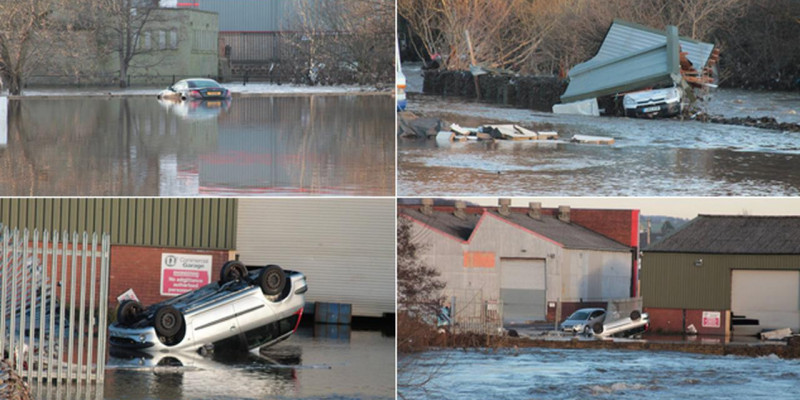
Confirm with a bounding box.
[236,199,395,317]
[500,259,546,324]
[731,270,800,331]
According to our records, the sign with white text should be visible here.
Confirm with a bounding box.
[161,253,212,296]
[702,311,721,328]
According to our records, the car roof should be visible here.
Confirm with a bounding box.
[176,78,220,85]
[571,307,606,314]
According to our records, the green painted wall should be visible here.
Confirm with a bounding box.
[641,252,800,310]
[0,198,237,250]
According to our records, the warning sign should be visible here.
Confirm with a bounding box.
[161,253,212,296]
[702,311,721,328]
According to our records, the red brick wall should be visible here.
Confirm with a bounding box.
[569,209,639,248]
[109,246,231,307]
[645,307,729,336]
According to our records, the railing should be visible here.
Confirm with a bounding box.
[1,226,110,384]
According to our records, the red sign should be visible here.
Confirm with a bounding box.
[161,253,212,296]
[702,311,721,328]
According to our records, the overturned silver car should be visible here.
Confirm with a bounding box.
[109,262,307,352]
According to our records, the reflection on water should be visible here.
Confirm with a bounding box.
[0,95,394,196]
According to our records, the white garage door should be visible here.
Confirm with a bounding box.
[500,259,546,324]
[731,270,800,330]
[236,199,395,317]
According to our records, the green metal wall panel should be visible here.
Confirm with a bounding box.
[0,199,237,250]
[641,252,800,310]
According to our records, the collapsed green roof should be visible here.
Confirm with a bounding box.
[560,20,715,104]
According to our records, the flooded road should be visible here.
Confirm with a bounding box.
[399,348,800,399]
[0,95,395,196]
[28,326,395,400]
[398,92,800,196]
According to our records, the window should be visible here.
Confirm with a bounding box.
[142,31,151,50]
[159,30,166,50]
[169,30,178,49]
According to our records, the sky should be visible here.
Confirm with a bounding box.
[446,197,800,219]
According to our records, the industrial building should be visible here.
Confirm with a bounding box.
[0,198,394,318]
[643,215,800,336]
[399,200,639,326]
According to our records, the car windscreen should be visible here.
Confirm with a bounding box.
[568,311,590,320]
[188,80,220,89]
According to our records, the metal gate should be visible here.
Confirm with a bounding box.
[1,226,110,384]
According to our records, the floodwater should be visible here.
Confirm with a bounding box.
[27,326,395,400]
[398,89,800,196]
[399,348,800,399]
[0,95,395,196]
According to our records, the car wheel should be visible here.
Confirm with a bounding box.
[154,305,183,338]
[584,325,593,335]
[117,300,143,326]
[220,260,248,284]
[258,265,286,297]
[630,310,642,321]
[593,323,604,334]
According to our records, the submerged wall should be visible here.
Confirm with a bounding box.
[422,71,567,112]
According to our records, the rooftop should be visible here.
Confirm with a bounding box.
[646,215,800,254]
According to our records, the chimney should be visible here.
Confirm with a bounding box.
[421,198,434,216]
[498,198,511,217]
[528,202,542,220]
[558,205,571,223]
[454,200,467,220]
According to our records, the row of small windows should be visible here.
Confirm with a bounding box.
[140,29,179,50]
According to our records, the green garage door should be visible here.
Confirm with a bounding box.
[500,258,546,324]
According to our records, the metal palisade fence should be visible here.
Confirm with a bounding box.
[1,225,110,384]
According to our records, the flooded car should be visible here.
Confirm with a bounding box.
[109,262,306,353]
[623,86,683,118]
[560,308,606,334]
[158,78,232,101]
[595,310,649,337]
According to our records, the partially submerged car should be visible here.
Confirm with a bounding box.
[158,78,232,101]
[560,308,606,334]
[109,261,306,353]
[594,310,649,338]
[622,87,684,118]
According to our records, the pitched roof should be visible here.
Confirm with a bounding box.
[400,208,481,241]
[646,215,800,254]
[486,211,630,252]
[400,208,630,252]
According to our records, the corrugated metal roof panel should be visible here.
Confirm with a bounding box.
[561,44,674,103]
[562,20,714,103]
[574,20,714,75]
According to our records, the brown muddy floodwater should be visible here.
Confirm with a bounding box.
[0,95,394,196]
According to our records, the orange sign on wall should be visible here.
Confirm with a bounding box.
[463,251,495,268]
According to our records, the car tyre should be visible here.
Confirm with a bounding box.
[258,265,286,297]
[154,305,183,338]
[593,323,604,334]
[220,260,248,283]
[630,310,642,321]
[118,300,143,326]
[583,325,593,335]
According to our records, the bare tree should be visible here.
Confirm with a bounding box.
[290,0,394,85]
[0,0,53,94]
[93,0,167,87]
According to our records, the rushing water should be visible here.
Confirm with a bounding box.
[399,348,800,399]
[27,326,395,400]
[398,91,800,196]
[0,95,395,196]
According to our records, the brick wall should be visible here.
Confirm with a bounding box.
[645,307,730,336]
[108,245,232,307]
